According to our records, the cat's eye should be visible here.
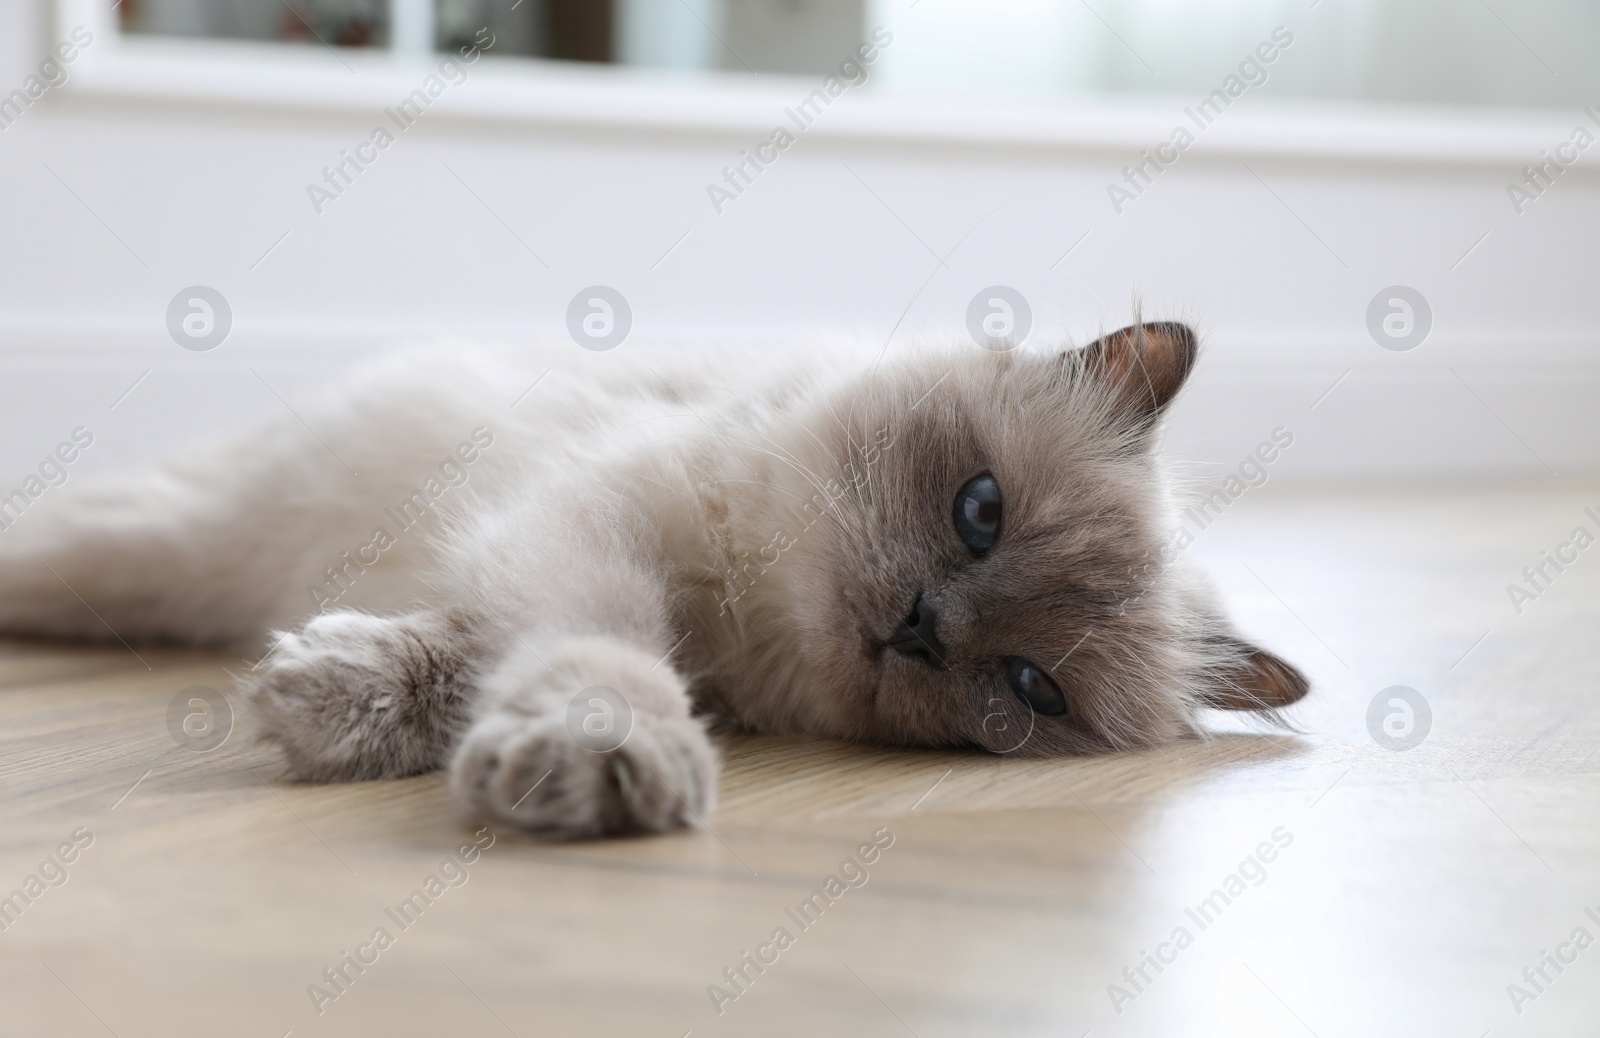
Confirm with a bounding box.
[952,474,1002,554]
[1006,657,1067,716]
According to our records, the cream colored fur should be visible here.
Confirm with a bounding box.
[0,330,1308,837]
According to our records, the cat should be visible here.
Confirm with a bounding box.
[0,321,1307,836]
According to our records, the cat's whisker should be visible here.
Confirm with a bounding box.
[644,371,841,497]
[654,373,845,474]
[653,399,837,507]
[744,428,842,501]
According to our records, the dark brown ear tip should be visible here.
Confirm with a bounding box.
[1142,321,1199,361]
[1143,320,1197,340]
[1204,639,1311,712]
[1250,648,1310,707]
[1076,320,1201,422]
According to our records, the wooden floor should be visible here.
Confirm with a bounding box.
[2,481,1598,1038]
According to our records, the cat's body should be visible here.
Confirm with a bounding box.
[0,324,1307,835]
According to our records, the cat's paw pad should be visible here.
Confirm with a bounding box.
[449,701,716,837]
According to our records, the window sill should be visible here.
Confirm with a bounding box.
[55,31,1581,168]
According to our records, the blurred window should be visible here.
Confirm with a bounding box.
[117,0,1598,109]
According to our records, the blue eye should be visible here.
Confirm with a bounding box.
[953,474,1002,553]
[1006,657,1067,716]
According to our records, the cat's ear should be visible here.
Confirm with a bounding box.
[1202,635,1310,711]
[1072,321,1198,424]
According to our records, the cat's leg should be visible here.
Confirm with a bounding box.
[243,608,716,835]
[437,492,718,837]
[240,608,478,781]
[0,441,439,647]
[0,458,308,645]
[0,348,517,647]
[449,634,716,836]
[242,486,718,837]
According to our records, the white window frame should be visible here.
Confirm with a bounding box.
[53,0,1566,165]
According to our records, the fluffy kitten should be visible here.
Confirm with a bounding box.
[0,322,1307,836]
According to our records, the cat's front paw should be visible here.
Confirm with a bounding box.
[241,610,473,782]
[450,706,716,837]
[447,642,717,837]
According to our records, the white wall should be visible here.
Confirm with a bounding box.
[1,11,1597,489]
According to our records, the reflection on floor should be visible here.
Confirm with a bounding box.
[1,481,1597,1037]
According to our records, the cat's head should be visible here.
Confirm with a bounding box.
[715,321,1308,755]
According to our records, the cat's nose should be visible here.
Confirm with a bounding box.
[886,593,947,669]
